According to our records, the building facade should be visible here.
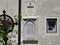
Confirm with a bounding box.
[0,0,60,45]
[21,0,60,45]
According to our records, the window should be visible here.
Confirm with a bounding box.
[46,18,57,33]
[23,19,38,44]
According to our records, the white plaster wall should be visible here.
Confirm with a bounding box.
[0,0,18,17]
[21,0,60,45]
[0,0,60,45]
[36,0,60,45]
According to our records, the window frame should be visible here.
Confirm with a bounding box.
[46,18,57,33]
[45,17,59,35]
[21,16,38,44]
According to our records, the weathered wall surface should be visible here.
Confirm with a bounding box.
[0,0,18,17]
[21,0,60,45]
[0,0,60,45]
[37,0,60,45]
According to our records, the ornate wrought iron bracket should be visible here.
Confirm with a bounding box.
[0,10,18,45]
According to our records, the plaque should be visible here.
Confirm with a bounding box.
[26,2,35,15]
[23,19,37,40]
